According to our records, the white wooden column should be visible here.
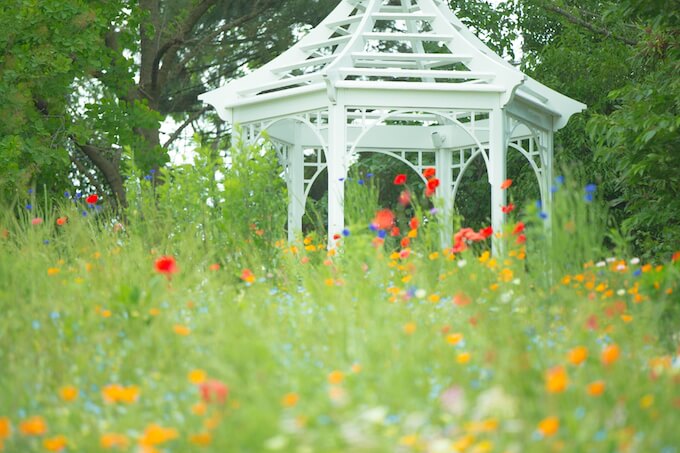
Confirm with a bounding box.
[327,104,347,248]
[489,107,507,255]
[543,128,554,232]
[436,147,453,248]
[288,122,305,242]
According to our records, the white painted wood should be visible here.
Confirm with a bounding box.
[363,32,455,41]
[288,122,305,241]
[339,67,494,80]
[327,104,347,248]
[371,12,436,20]
[350,52,473,63]
[489,107,507,255]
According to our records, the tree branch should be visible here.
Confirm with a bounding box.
[72,139,127,207]
[69,154,107,202]
[543,4,639,46]
[163,106,210,149]
[159,0,273,89]
[151,0,219,91]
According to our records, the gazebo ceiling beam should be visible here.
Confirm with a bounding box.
[299,35,352,52]
[335,80,504,92]
[340,67,495,81]
[371,12,436,20]
[264,122,533,152]
[379,5,420,13]
[351,52,473,63]
[363,32,454,41]
[324,15,363,29]
[271,55,336,74]
[238,73,324,96]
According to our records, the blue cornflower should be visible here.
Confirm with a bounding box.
[555,175,565,185]
[341,228,350,237]
[584,193,594,202]
[377,229,387,239]
[357,179,364,185]
[25,204,32,210]
[585,183,597,193]
[64,191,71,198]
[539,211,548,219]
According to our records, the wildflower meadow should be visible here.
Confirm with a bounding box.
[1,140,678,453]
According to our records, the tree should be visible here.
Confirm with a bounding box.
[0,0,338,207]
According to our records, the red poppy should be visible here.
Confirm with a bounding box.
[453,293,471,307]
[479,226,493,238]
[452,241,467,254]
[516,234,526,245]
[393,174,407,185]
[398,190,411,207]
[501,203,515,214]
[154,256,178,275]
[500,179,513,190]
[512,222,525,235]
[454,228,474,243]
[400,237,410,248]
[240,268,255,283]
[199,379,229,404]
[390,226,400,237]
[333,233,341,240]
[425,178,440,197]
[672,251,680,262]
[86,194,98,204]
[56,217,68,226]
[209,263,220,271]
[409,217,419,230]
[423,168,436,180]
[372,209,395,230]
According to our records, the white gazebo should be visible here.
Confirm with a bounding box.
[199,0,586,248]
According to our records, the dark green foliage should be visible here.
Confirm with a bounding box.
[514,0,680,258]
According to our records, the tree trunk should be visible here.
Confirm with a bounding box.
[76,142,127,209]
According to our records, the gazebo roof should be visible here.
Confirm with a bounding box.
[200,0,585,131]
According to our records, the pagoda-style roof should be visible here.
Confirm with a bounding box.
[200,0,585,130]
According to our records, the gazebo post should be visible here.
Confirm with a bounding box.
[489,107,507,255]
[436,146,454,248]
[327,104,347,248]
[288,122,305,242]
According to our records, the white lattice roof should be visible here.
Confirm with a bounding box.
[200,0,585,130]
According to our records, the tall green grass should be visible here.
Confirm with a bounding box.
[0,150,678,452]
